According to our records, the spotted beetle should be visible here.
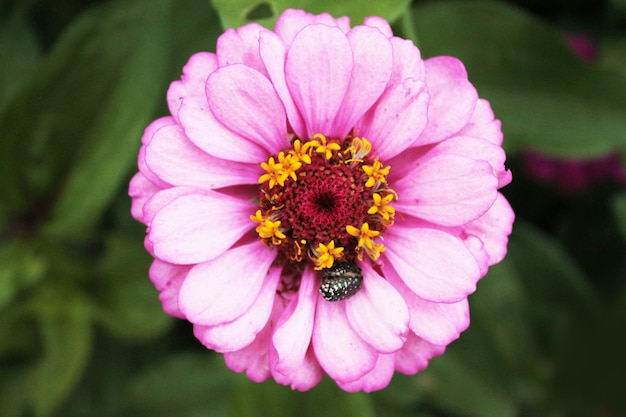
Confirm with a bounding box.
[319,261,363,301]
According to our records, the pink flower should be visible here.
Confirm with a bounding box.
[129,9,514,392]
[565,33,599,62]
[523,151,626,194]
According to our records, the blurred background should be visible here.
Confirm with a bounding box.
[1,0,625,416]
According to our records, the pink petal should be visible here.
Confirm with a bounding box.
[259,31,306,137]
[142,186,200,226]
[206,64,288,155]
[345,262,409,353]
[384,225,481,302]
[129,172,161,223]
[331,26,393,138]
[409,298,470,346]
[216,23,268,74]
[356,37,427,159]
[193,266,281,352]
[224,338,271,383]
[394,154,498,226]
[178,90,267,164]
[145,123,259,189]
[312,297,377,383]
[385,146,429,183]
[148,191,256,264]
[285,24,353,138]
[385,264,470,345]
[141,116,177,146]
[425,135,511,188]
[223,298,285,383]
[416,56,478,145]
[274,9,350,45]
[271,346,324,391]
[462,234,490,276]
[358,78,429,160]
[457,98,504,146]
[462,193,515,266]
[137,117,177,188]
[143,234,154,256]
[271,268,317,375]
[394,332,446,374]
[363,16,393,38]
[167,52,218,120]
[138,145,169,190]
[336,354,395,392]
[149,259,191,319]
[178,241,276,326]
[387,37,426,87]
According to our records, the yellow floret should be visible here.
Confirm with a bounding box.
[311,133,341,160]
[362,159,390,187]
[313,240,344,270]
[367,192,396,221]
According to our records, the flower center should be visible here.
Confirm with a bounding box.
[252,134,396,292]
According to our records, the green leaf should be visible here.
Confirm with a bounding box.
[211,0,411,29]
[506,221,601,318]
[369,373,427,416]
[28,287,93,417]
[469,258,540,377]
[505,222,607,415]
[0,9,42,209]
[422,345,518,417]
[611,192,626,242]
[0,305,38,358]
[0,240,47,309]
[0,365,31,417]
[94,233,172,341]
[210,0,275,28]
[601,35,626,82]
[412,0,626,157]
[41,0,173,239]
[0,10,42,112]
[231,375,376,417]
[0,0,172,234]
[123,353,236,417]
[169,0,225,75]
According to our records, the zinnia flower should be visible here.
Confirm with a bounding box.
[129,9,514,392]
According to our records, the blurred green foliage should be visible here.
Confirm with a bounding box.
[0,0,625,416]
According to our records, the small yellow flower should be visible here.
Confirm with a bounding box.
[311,133,341,160]
[363,159,390,187]
[368,192,396,221]
[346,222,380,249]
[259,156,284,189]
[250,209,265,223]
[313,240,344,270]
[251,210,286,243]
[278,151,302,184]
[289,139,313,164]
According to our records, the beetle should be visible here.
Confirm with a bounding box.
[319,261,363,302]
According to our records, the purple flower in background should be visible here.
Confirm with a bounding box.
[566,33,599,61]
[523,151,626,193]
[129,8,514,391]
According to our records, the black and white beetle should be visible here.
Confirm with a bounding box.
[319,261,363,302]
